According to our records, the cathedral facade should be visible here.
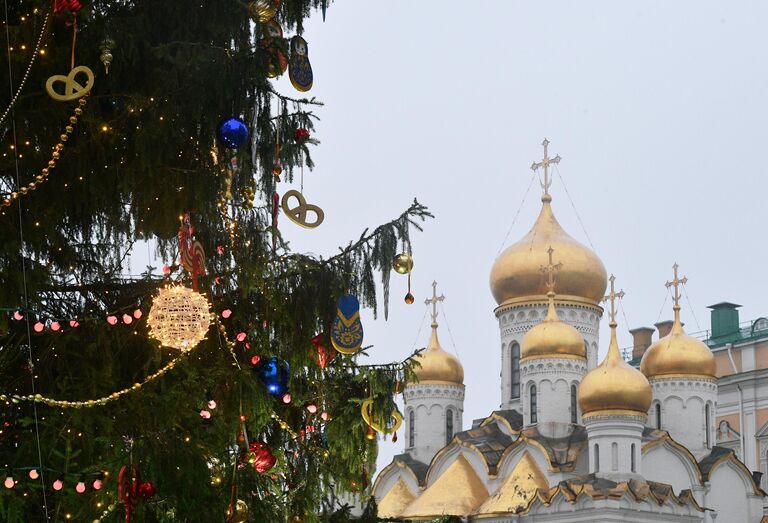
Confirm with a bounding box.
[373,143,765,522]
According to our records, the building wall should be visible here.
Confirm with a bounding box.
[520,357,586,425]
[496,300,601,410]
[403,382,464,465]
[648,377,717,459]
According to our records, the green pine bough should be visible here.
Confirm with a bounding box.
[0,1,433,521]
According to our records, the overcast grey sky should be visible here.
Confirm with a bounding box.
[272,1,768,474]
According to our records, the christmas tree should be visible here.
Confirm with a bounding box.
[0,1,431,521]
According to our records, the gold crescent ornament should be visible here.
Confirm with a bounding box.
[361,399,402,434]
[227,499,249,523]
[248,0,280,22]
[392,252,414,274]
[281,189,324,229]
[45,66,95,102]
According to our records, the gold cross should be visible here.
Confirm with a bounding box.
[603,274,625,324]
[540,246,563,293]
[665,263,687,307]
[424,280,445,325]
[530,138,561,198]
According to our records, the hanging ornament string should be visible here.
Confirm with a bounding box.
[0,9,51,126]
[1,98,88,210]
[3,0,51,516]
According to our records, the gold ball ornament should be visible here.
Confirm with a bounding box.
[248,0,280,22]
[392,252,413,274]
[147,286,213,351]
[227,499,249,523]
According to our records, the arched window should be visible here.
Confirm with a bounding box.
[631,443,636,473]
[446,408,454,445]
[530,384,538,424]
[408,410,415,447]
[655,403,661,429]
[705,404,711,448]
[570,384,578,424]
[611,442,618,471]
[594,443,600,472]
[510,343,521,399]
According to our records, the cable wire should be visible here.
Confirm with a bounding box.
[3,1,49,516]
[496,170,537,255]
[439,302,462,361]
[554,165,597,251]
[681,282,702,331]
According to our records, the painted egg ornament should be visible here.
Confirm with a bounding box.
[255,356,290,396]
[217,117,250,149]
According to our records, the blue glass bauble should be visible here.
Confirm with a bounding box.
[255,357,290,396]
[217,117,249,149]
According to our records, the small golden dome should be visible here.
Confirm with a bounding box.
[521,292,586,361]
[579,321,652,416]
[489,197,607,306]
[413,324,464,384]
[640,305,716,379]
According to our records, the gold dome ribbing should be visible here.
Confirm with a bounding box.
[579,276,652,416]
[520,247,585,361]
[490,141,606,307]
[413,324,464,384]
[521,291,586,361]
[489,196,607,307]
[413,281,464,385]
[640,265,716,379]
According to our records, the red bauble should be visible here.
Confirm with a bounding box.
[138,481,155,500]
[310,334,336,369]
[54,0,84,13]
[294,128,310,142]
[249,442,276,473]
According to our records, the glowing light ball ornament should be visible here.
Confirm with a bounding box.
[148,286,213,351]
[217,117,249,149]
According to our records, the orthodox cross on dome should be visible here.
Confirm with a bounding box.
[666,262,688,308]
[540,246,563,294]
[424,280,445,325]
[603,274,625,324]
[530,138,561,198]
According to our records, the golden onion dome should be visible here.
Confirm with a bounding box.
[579,320,652,416]
[413,323,464,384]
[640,304,716,379]
[521,291,586,361]
[489,195,607,307]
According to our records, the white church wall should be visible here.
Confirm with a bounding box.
[641,444,699,495]
[649,377,717,459]
[705,459,761,523]
[521,357,587,425]
[496,302,602,410]
[403,381,464,465]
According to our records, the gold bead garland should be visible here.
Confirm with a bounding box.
[0,351,190,409]
[1,97,88,209]
[147,286,213,351]
[0,10,51,126]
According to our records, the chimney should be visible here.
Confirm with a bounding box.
[629,327,655,360]
[655,320,675,339]
[708,302,741,340]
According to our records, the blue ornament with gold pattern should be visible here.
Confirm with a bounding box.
[218,117,249,149]
[289,36,313,92]
[331,294,363,355]
[255,357,290,396]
